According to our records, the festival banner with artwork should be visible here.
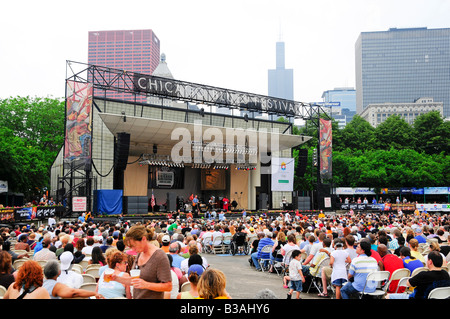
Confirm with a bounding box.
[64,81,93,164]
[319,118,332,180]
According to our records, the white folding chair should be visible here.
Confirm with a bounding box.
[78,259,90,272]
[258,245,273,272]
[180,281,191,292]
[86,264,102,272]
[280,249,298,277]
[359,270,390,299]
[85,268,101,280]
[394,276,410,294]
[393,276,416,295]
[222,235,233,254]
[211,235,224,254]
[201,233,212,254]
[307,256,330,293]
[0,285,6,298]
[428,286,450,299]
[80,283,97,292]
[411,266,428,277]
[13,258,29,270]
[384,268,411,293]
[82,273,97,284]
[71,263,83,274]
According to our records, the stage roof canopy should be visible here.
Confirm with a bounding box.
[98,112,311,157]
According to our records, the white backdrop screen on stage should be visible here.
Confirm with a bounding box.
[271,157,294,192]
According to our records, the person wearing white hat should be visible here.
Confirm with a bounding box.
[56,251,83,289]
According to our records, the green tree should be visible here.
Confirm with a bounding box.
[338,115,375,151]
[413,111,450,155]
[373,115,415,150]
[0,96,65,200]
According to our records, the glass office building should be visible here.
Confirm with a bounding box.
[322,87,356,127]
[355,27,450,118]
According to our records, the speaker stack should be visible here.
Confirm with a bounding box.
[293,196,311,210]
[258,193,268,210]
[166,192,177,212]
[296,148,308,177]
[115,132,130,171]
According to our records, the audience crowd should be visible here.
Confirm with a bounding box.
[0,208,449,299]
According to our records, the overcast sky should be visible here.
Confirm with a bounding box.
[1,0,449,103]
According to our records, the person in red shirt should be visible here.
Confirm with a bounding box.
[378,244,405,293]
[222,197,229,211]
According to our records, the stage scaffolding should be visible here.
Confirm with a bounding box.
[60,61,331,214]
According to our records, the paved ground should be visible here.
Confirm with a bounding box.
[204,252,322,299]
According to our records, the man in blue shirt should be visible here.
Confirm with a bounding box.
[168,242,185,269]
[251,232,274,271]
[414,227,427,244]
[341,240,378,299]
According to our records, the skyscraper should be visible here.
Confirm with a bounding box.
[88,29,160,101]
[268,41,294,100]
[355,27,450,118]
[322,87,356,127]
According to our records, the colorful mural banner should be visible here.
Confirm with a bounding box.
[64,81,93,164]
[319,118,332,180]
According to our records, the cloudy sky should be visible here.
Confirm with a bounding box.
[1,0,449,103]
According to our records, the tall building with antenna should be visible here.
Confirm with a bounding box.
[268,41,294,101]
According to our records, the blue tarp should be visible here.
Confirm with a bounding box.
[94,190,122,215]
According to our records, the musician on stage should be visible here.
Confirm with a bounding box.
[222,196,229,211]
[192,194,199,218]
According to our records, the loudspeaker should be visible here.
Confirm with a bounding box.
[167,192,177,212]
[115,132,130,171]
[58,188,66,196]
[296,148,308,177]
[124,196,149,214]
[294,196,311,210]
[258,193,268,210]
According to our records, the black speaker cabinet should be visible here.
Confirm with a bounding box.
[115,132,130,171]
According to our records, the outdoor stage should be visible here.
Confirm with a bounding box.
[51,61,330,216]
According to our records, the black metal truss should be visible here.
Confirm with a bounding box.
[66,60,330,121]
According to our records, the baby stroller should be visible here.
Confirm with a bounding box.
[230,232,249,255]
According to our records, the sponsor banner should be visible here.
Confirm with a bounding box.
[73,197,87,212]
[339,203,450,212]
[424,187,449,195]
[417,203,450,212]
[0,208,15,221]
[12,206,59,221]
[400,187,424,195]
[271,157,294,192]
[335,187,376,195]
[0,180,8,193]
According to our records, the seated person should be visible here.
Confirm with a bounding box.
[386,251,450,299]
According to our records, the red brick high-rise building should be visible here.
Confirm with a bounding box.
[88,29,160,101]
